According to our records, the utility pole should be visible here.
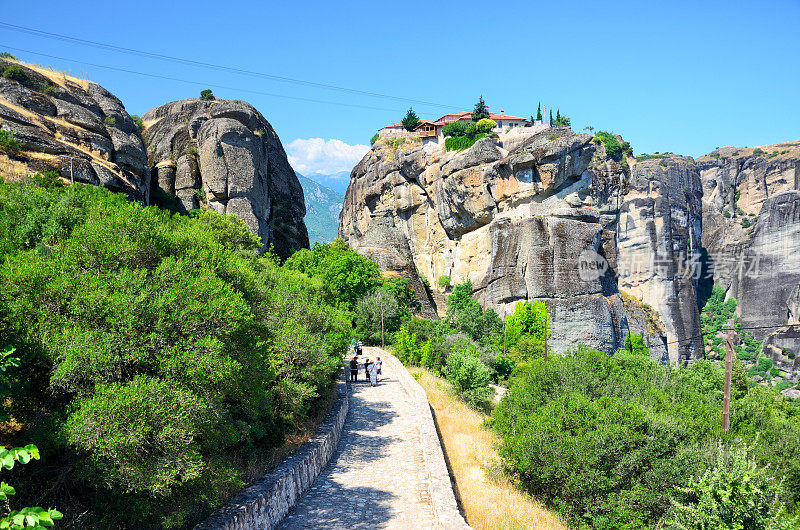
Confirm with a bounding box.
[380,300,385,349]
[722,318,735,432]
[543,311,548,363]
[503,323,507,358]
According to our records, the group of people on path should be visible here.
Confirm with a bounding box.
[349,339,381,386]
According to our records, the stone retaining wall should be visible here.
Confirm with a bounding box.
[194,372,349,529]
[382,352,471,529]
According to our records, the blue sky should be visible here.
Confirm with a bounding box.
[2,0,798,173]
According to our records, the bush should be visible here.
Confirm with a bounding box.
[200,89,215,101]
[741,217,752,228]
[669,443,797,529]
[0,179,350,526]
[130,114,145,131]
[41,83,57,96]
[475,118,497,134]
[443,341,492,409]
[437,275,451,290]
[442,120,469,138]
[103,116,117,128]
[370,133,379,145]
[445,133,486,151]
[0,130,22,154]
[753,148,765,156]
[594,131,624,160]
[0,52,17,59]
[1,64,27,83]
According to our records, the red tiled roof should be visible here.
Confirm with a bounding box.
[490,113,527,121]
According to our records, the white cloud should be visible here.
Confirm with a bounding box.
[286,138,370,176]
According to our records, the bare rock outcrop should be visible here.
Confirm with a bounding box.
[340,130,704,361]
[699,142,800,374]
[142,99,308,258]
[0,58,148,199]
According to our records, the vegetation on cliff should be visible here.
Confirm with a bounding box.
[0,174,349,528]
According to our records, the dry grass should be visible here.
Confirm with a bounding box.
[14,60,91,91]
[0,154,32,182]
[410,367,567,530]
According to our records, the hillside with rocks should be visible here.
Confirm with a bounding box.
[340,128,800,372]
[296,172,343,245]
[0,57,148,199]
[699,142,800,380]
[340,128,704,363]
[142,99,308,258]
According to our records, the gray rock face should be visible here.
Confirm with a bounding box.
[142,99,308,258]
[699,143,800,375]
[0,59,149,199]
[340,131,702,360]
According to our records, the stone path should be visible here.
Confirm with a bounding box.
[278,347,437,529]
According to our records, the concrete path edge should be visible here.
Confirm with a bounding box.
[194,370,350,530]
[382,352,471,529]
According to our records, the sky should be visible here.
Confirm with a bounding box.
[2,1,798,174]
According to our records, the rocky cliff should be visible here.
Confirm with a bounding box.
[340,128,704,363]
[142,99,308,258]
[699,142,800,377]
[0,57,148,199]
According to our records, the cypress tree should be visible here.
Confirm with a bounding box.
[549,109,553,126]
[536,102,542,121]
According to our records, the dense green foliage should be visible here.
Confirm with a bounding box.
[504,300,550,362]
[0,131,21,155]
[593,130,624,160]
[401,107,420,131]
[0,177,350,528]
[445,133,486,151]
[669,443,797,529]
[491,346,800,528]
[130,114,144,131]
[199,89,214,100]
[536,102,542,121]
[700,285,762,362]
[551,109,571,127]
[475,118,496,133]
[370,132,379,145]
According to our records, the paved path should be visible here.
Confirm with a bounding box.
[278,347,436,529]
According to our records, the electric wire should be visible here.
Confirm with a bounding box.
[0,21,459,110]
[0,45,406,113]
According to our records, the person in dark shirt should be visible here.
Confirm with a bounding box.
[349,357,358,382]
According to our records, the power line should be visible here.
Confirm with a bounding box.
[0,45,405,113]
[0,21,459,111]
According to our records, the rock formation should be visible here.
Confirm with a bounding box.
[0,57,148,199]
[142,99,308,258]
[340,128,703,363]
[699,142,800,377]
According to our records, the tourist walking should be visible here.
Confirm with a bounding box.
[375,356,382,382]
[363,358,370,381]
[367,358,378,387]
[349,357,358,382]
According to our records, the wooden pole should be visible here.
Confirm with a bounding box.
[543,313,548,363]
[380,300,385,349]
[722,318,735,432]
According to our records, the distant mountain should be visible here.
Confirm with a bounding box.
[303,170,352,195]
[295,172,344,245]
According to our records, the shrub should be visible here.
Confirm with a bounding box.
[438,275,451,290]
[732,151,740,156]
[200,89,215,100]
[370,133,379,145]
[41,83,57,96]
[0,52,17,59]
[102,116,117,129]
[723,209,732,218]
[443,341,492,409]
[442,120,469,138]
[1,64,27,83]
[593,131,623,160]
[445,133,486,151]
[475,118,497,134]
[130,114,145,131]
[669,443,796,529]
[741,217,752,228]
[709,152,721,159]
[753,148,765,156]
[0,130,22,154]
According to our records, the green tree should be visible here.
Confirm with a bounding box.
[536,102,542,121]
[504,300,550,358]
[623,332,649,356]
[471,96,490,122]
[549,109,553,126]
[438,275,452,291]
[401,107,420,131]
[443,340,492,409]
[200,89,215,100]
[355,287,400,344]
[370,132,379,145]
[475,118,497,134]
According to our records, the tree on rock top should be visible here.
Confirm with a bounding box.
[402,107,420,131]
[471,96,490,122]
[536,102,542,121]
[200,89,215,101]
